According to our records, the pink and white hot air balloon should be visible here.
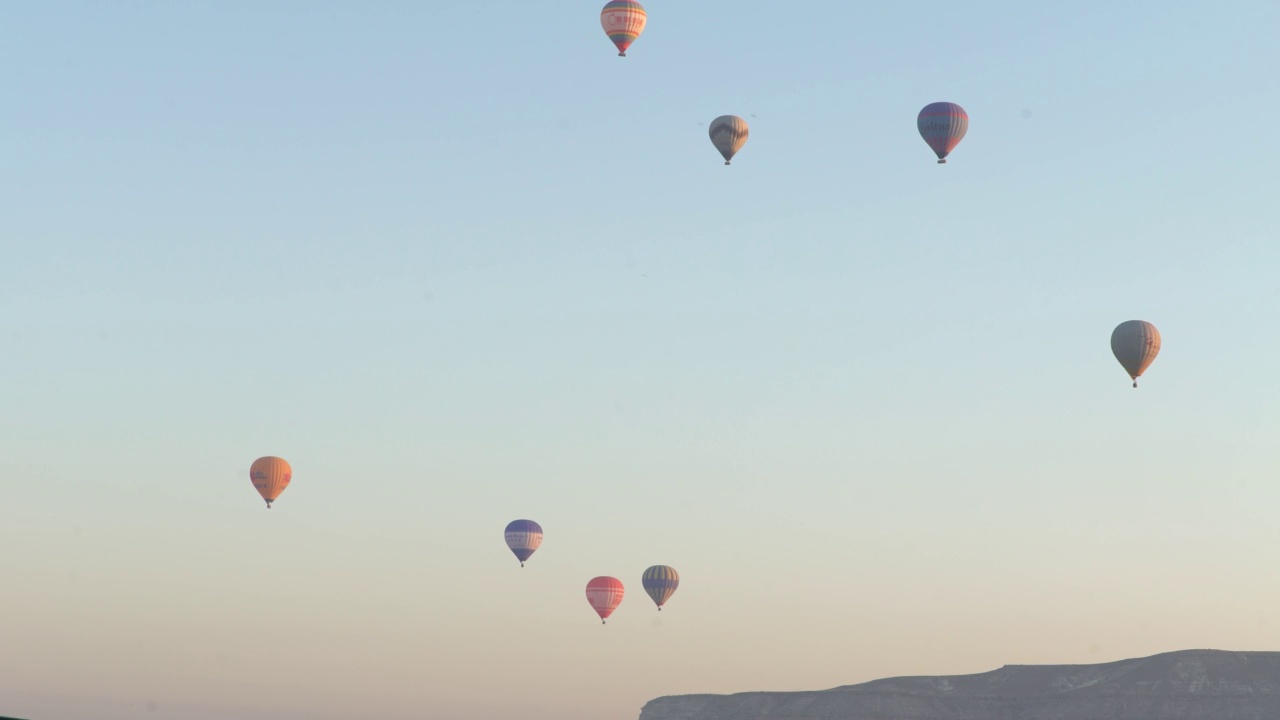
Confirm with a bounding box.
[585,576,624,624]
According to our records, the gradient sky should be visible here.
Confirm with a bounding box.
[4,1,1280,719]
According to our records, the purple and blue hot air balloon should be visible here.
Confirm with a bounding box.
[504,519,543,567]
[917,102,968,164]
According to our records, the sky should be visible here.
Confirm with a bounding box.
[3,1,1280,718]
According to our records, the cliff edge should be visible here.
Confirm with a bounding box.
[638,649,1280,720]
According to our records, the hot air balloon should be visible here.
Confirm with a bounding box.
[249,456,291,509]
[917,102,968,164]
[1111,320,1161,388]
[586,576,624,624]
[504,519,543,567]
[601,0,646,57]
[709,115,749,165]
[642,565,679,611]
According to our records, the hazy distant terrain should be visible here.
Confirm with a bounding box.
[639,650,1280,720]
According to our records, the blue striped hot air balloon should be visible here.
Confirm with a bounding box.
[504,519,543,567]
[917,102,968,164]
[642,565,679,610]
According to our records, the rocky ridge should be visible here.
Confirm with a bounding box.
[638,649,1280,720]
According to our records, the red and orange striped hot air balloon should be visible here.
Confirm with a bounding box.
[249,456,291,509]
[586,576,624,624]
[600,0,646,57]
[917,102,968,164]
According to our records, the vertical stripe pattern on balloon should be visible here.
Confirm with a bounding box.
[917,102,968,163]
[249,456,292,508]
[601,0,647,56]
[709,115,749,164]
[642,565,680,609]
[1110,320,1161,387]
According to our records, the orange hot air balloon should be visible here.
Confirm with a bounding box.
[249,456,292,509]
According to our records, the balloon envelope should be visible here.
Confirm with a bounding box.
[586,576,625,623]
[642,565,679,610]
[709,115,749,165]
[249,456,291,509]
[504,519,543,566]
[1111,320,1161,387]
[600,0,646,57]
[917,102,968,163]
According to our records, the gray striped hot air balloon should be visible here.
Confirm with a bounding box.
[917,102,968,164]
[642,565,679,610]
[709,115,749,165]
[1111,320,1161,388]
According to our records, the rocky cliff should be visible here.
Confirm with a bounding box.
[638,649,1280,720]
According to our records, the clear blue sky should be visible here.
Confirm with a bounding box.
[3,2,1280,719]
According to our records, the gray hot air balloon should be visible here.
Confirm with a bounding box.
[709,115,749,165]
[1111,320,1161,388]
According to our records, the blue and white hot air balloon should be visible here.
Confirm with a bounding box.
[504,519,543,567]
